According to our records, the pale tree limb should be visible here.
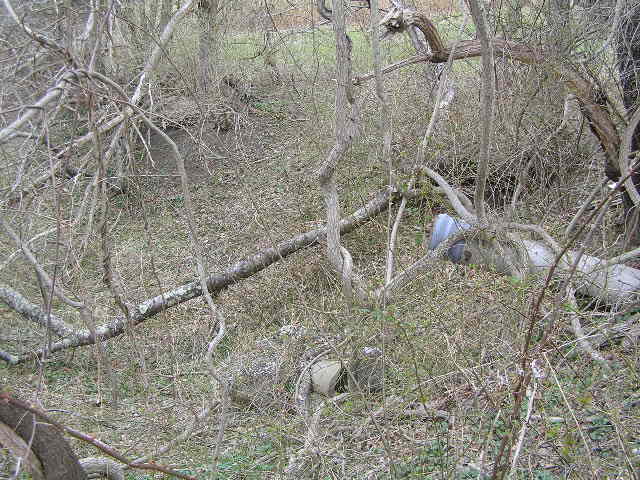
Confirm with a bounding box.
[0,284,75,338]
[595,0,626,62]
[317,0,368,304]
[384,76,443,285]
[400,186,473,212]
[385,196,408,286]
[467,0,494,221]
[86,0,106,72]
[417,166,476,221]
[146,86,230,467]
[0,0,94,146]
[0,228,56,272]
[1,188,394,363]
[91,121,127,409]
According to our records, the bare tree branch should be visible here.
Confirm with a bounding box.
[467,0,494,221]
[317,0,369,304]
[1,0,74,62]
[3,188,394,363]
[0,284,75,338]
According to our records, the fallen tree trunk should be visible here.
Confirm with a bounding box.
[431,214,640,305]
[466,239,640,305]
[1,188,394,364]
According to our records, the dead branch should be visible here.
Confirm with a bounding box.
[0,284,76,338]
[417,166,475,221]
[1,188,394,363]
[354,38,545,86]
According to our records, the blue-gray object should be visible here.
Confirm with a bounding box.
[428,214,471,263]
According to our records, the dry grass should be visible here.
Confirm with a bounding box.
[1,2,639,479]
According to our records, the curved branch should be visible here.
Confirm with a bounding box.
[417,166,476,221]
[317,0,333,21]
[354,37,545,86]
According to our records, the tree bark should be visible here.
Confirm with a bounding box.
[617,3,640,238]
[197,0,220,93]
[0,393,88,480]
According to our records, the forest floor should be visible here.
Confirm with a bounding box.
[1,2,639,479]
